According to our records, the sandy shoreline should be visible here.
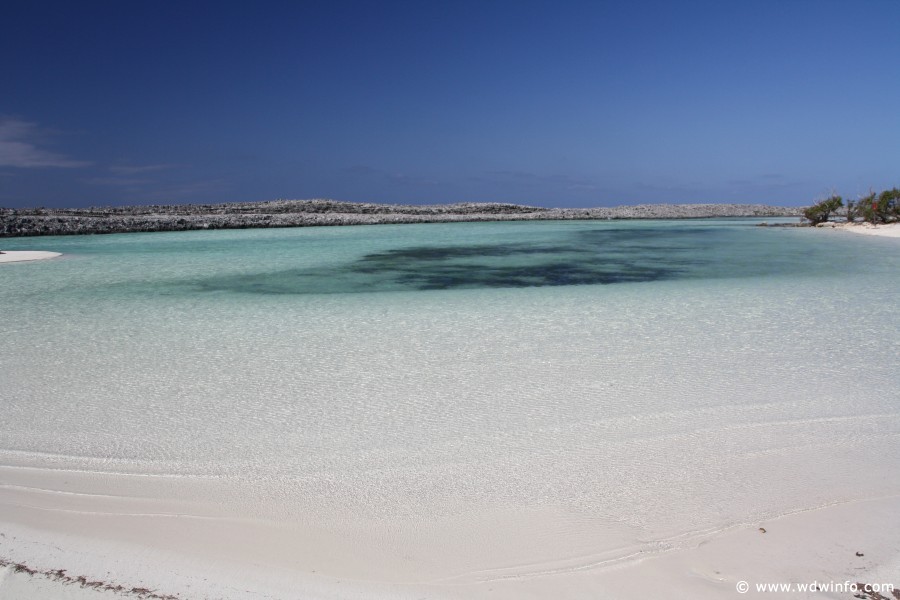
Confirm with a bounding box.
[1,470,897,600]
[818,222,900,238]
[1,464,898,599]
[0,250,62,263]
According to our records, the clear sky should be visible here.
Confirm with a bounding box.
[2,0,898,208]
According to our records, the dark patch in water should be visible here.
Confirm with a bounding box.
[393,262,682,290]
[193,227,712,295]
[358,243,574,263]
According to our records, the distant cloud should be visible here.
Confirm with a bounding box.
[480,170,537,180]
[83,176,155,187]
[82,162,226,202]
[343,164,380,176]
[474,170,600,190]
[0,117,91,168]
[387,172,439,185]
[83,170,229,202]
[84,164,180,188]
[108,163,179,175]
[726,174,802,190]
[633,178,706,194]
[342,165,439,186]
[155,179,229,200]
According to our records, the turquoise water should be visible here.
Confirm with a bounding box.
[2,218,896,298]
[1,219,899,568]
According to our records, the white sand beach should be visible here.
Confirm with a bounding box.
[0,251,62,263]
[820,222,900,237]
[0,464,896,600]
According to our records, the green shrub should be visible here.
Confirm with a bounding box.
[876,188,900,222]
[803,195,843,225]
[857,189,899,224]
[857,192,877,223]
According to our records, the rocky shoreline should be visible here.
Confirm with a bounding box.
[0,200,802,237]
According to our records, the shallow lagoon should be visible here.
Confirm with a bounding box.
[1,219,899,595]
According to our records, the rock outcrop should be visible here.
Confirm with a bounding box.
[0,200,802,237]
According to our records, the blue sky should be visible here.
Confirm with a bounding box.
[2,1,898,208]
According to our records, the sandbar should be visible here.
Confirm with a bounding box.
[0,251,62,263]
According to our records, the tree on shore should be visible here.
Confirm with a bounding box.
[845,199,857,223]
[858,188,900,224]
[803,195,843,225]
